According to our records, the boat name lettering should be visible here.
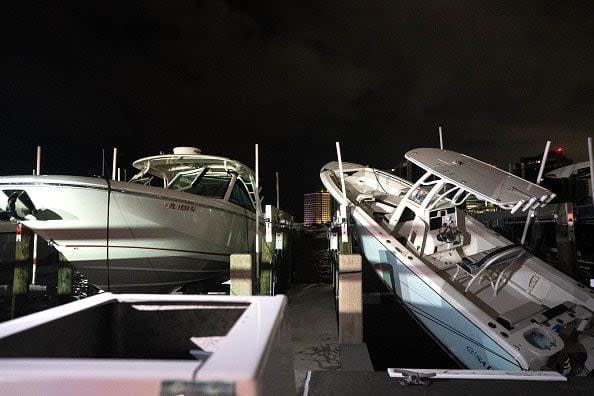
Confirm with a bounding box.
[164,202,196,212]
[466,345,493,370]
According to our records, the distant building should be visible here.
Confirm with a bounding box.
[465,195,497,214]
[511,147,572,182]
[303,191,333,225]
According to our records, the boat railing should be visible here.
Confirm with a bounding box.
[453,244,525,295]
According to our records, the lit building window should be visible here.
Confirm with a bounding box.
[303,191,334,225]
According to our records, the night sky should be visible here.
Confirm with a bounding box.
[1,2,593,220]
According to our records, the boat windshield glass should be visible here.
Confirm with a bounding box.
[130,176,154,185]
[168,168,231,199]
[168,170,203,191]
[229,181,255,212]
[188,175,231,198]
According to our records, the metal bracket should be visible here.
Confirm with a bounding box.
[392,369,435,386]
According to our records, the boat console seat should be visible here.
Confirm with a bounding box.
[453,244,524,295]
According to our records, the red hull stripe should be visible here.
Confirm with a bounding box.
[64,244,232,257]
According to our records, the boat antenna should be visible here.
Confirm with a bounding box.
[112,147,118,181]
[36,145,41,176]
[588,137,594,204]
[101,149,105,177]
[335,142,347,204]
[255,143,260,291]
[276,171,280,209]
[31,146,41,286]
[105,177,112,291]
[520,140,550,245]
[439,126,444,150]
[335,142,348,243]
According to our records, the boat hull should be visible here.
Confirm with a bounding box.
[352,213,523,371]
[0,176,255,293]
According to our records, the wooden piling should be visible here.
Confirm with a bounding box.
[11,224,30,318]
[12,224,30,295]
[260,236,274,296]
[57,252,72,296]
[230,254,254,296]
[338,253,362,344]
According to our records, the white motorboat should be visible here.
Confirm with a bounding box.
[0,147,260,293]
[321,147,594,375]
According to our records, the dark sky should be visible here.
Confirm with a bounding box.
[1,1,593,220]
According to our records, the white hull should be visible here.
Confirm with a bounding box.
[321,158,594,375]
[0,176,255,292]
[353,211,521,370]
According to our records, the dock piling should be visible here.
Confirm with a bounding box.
[230,254,254,296]
[338,253,362,344]
[12,224,30,296]
[11,223,30,318]
[57,252,72,296]
[260,237,274,296]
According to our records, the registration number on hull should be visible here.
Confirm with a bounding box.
[163,201,196,212]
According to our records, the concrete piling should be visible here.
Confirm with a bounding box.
[230,254,254,296]
[337,253,362,344]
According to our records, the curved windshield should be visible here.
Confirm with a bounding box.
[229,182,255,212]
[187,176,230,198]
[130,176,154,185]
[169,171,202,191]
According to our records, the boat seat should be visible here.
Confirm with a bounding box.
[453,244,524,295]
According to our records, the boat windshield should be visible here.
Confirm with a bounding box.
[130,175,154,186]
[130,159,256,212]
[168,169,231,199]
[229,182,255,212]
[187,176,231,198]
[168,169,204,191]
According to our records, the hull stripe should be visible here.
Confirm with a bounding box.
[64,244,235,257]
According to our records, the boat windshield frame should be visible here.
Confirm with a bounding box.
[166,167,208,191]
[130,153,261,213]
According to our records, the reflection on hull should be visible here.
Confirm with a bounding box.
[75,254,229,293]
[354,219,521,371]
